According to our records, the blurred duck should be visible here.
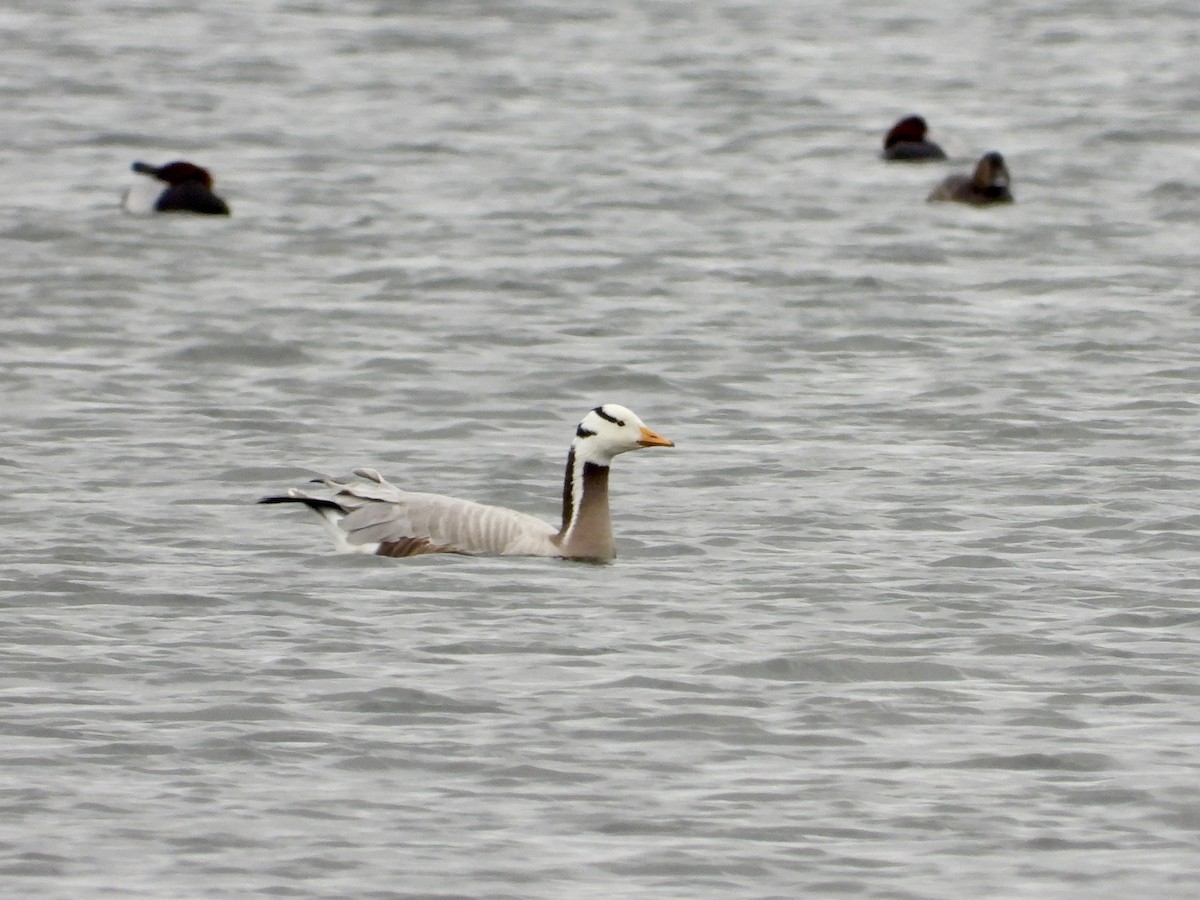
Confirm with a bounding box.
[928,152,1014,205]
[123,160,230,215]
[882,115,947,161]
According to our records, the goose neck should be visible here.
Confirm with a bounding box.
[555,448,615,559]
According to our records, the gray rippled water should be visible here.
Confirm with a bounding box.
[3,1,1200,897]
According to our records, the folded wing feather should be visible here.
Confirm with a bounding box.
[314,470,559,556]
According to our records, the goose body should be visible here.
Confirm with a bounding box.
[123,160,231,215]
[928,151,1014,205]
[260,405,673,561]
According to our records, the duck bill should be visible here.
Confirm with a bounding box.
[637,426,674,448]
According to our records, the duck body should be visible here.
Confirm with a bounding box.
[928,151,1013,205]
[882,115,947,161]
[260,405,674,561]
[123,160,230,215]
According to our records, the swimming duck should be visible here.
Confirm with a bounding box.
[882,115,947,161]
[927,152,1014,205]
[260,404,674,560]
[123,160,231,215]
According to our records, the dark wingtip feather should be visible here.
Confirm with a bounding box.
[258,495,346,514]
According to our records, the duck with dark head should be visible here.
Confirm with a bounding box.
[882,115,947,161]
[927,152,1014,205]
[123,160,231,215]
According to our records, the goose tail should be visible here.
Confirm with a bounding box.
[258,490,375,554]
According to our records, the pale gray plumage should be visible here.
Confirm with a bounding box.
[332,469,558,554]
[260,405,673,561]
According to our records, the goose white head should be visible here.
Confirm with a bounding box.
[571,404,674,465]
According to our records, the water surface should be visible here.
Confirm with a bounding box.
[2,1,1199,897]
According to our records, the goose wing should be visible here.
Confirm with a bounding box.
[318,469,559,557]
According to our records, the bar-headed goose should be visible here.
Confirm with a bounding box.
[260,404,674,561]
